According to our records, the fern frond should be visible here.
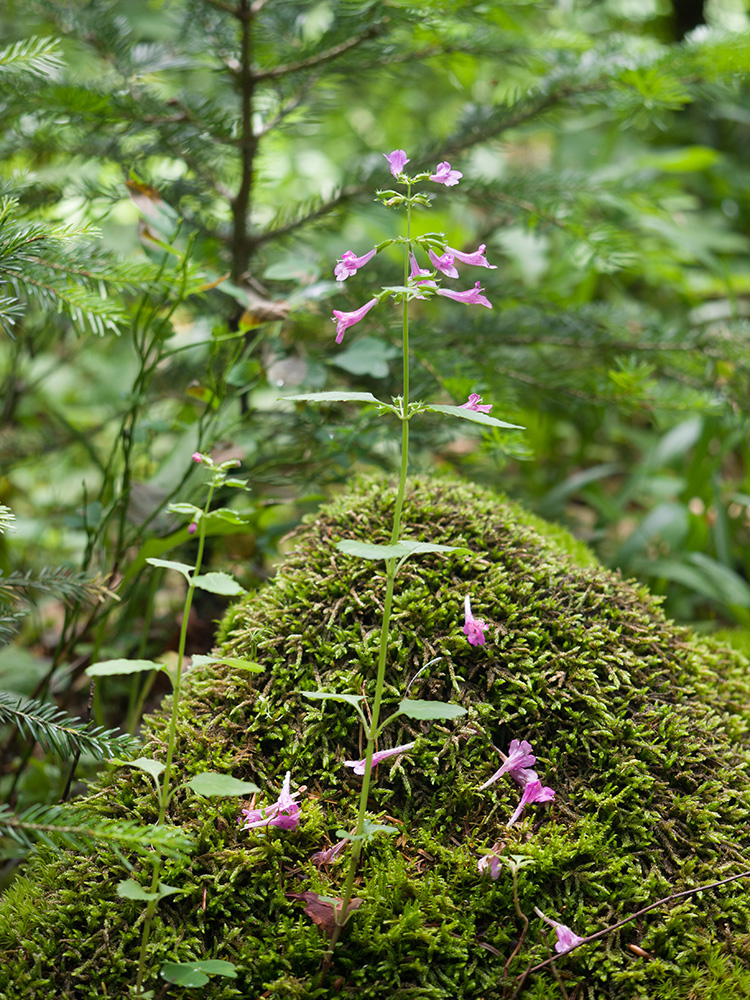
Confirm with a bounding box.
[0,693,138,762]
[0,803,193,858]
[0,37,64,80]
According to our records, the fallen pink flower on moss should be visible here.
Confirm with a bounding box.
[463,595,488,646]
[332,297,378,344]
[478,739,536,790]
[555,923,585,953]
[477,853,501,879]
[344,741,416,776]
[460,393,492,414]
[507,778,555,827]
[334,248,376,281]
[240,771,300,831]
[311,838,348,866]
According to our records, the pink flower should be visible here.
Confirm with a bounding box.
[463,595,488,646]
[478,853,501,879]
[344,741,416,776]
[334,248,377,282]
[436,281,492,309]
[332,297,378,344]
[311,838,348,866]
[512,767,539,787]
[430,161,462,186]
[428,249,458,279]
[445,244,497,269]
[239,772,300,831]
[460,393,492,414]
[555,923,585,954]
[507,778,555,827]
[188,522,198,535]
[408,252,437,298]
[478,739,536,791]
[192,452,203,463]
[384,149,410,178]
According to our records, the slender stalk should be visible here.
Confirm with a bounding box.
[321,186,415,977]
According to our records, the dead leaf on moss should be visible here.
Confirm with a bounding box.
[285,891,363,939]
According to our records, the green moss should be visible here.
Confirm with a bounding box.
[2,476,750,998]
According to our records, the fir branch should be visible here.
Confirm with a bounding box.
[0,611,25,646]
[0,693,138,762]
[0,567,113,608]
[253,20,386,82]
[0,802,194,857]
[0,36,64,80]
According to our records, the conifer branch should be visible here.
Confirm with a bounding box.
[0,693,138,762]
[253,21,386,82]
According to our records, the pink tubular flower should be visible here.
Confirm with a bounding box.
[384,149,410,178]
[555,923,585,954]
[192,452,203,463]
[344,741,416,776]
[311,838,348,866]
[239,772,300,831]
[437,281,492,309]
[408,252,437,298]
[460,393,492,414]
[445,244,497,269]
[507,778,555,827]
[478,853,501,879]
[332,297,378,344]
[334,248,377,282]
[430,161,462,186]
[463,595,488,646]
[478,739,536,791]
[428,248,459,279]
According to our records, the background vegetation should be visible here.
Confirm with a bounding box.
[1,0,750,876]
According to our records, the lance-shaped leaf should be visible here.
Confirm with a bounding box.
[87,658,168,678]
[117,879,185,902]
[336,539,465,561]
[398,698,468,721]
[191,572,245,596]
[427,404,524,429]
[282,391,382,404]
[300,690,368,726]
[186,772,260,797]
[191,654,263,673]
[145,557,194,581]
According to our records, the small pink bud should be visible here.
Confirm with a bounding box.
[188,522,198,535]
[192,452,203,463]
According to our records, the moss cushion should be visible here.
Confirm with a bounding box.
[2,476,750,999]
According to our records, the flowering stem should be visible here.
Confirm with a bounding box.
[322,184,414,975]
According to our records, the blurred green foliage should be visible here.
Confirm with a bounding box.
[1,0,750,830]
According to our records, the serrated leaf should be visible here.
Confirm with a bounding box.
[186,772,260,797]
[427,404,524,429]
[398,698,467,721]
[282,391,382,404]
[87,659,166,678]
[191,572,245,596]
[146,558,193,579]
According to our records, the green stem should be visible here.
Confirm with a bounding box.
[322,185,414,974]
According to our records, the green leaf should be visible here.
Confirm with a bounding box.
[335,821,398,842]
[191,572,245,596]
[300,691,364,708]
[122,757,165,782]
[117,879,184,902]
[166,502,201,516]
[636,146,721,173]
[282,391,382,404]
[161,960,237,986]
[336,539,464,561]
[398,698,467,721]
[186,772,260,797]
[191,654,263,673]
[87,659,166,678]
[145,557,194,580]
[427,404,524,429]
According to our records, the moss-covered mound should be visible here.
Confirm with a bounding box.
[3,476,750,1000]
